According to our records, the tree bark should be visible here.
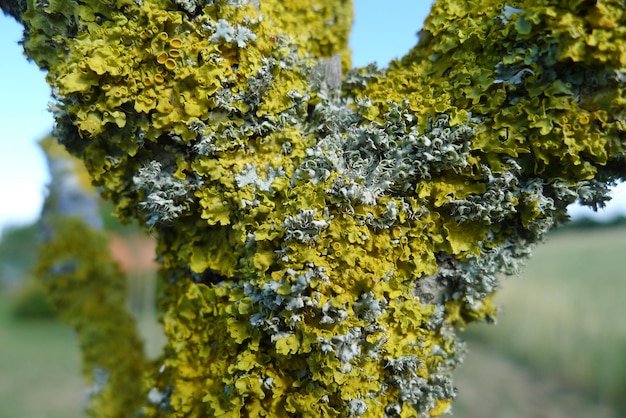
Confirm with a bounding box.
[3,0,626,416]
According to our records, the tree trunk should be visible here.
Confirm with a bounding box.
[3,0,625,416]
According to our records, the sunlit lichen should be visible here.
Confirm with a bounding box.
[5,0,626,416]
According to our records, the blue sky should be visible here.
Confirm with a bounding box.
[0,1,624,233]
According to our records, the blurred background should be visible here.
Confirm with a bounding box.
[1,2,625,417]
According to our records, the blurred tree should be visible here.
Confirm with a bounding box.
[36,136,148,416]
[2,0,626,416]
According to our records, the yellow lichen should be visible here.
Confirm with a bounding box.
[7,0,626,416]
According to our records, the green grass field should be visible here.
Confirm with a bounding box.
[0,226,624,417]
[0,294,83,418]
[456,225,626,417]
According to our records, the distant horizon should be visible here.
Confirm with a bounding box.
[1,1,625,234]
